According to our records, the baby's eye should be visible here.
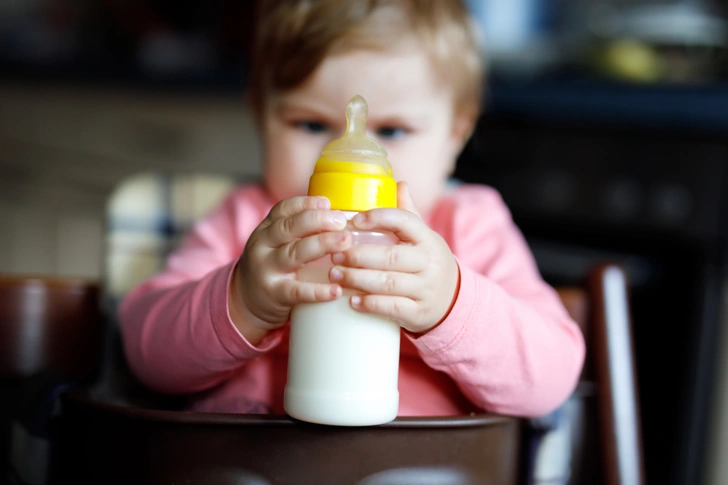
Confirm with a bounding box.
[375,126,407,140]
[295,121,329,134]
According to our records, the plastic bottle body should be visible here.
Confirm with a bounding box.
[285,214,400,426]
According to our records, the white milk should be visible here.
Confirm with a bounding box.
[285,223,400,426]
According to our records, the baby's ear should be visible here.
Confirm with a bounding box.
[450,106,478,154]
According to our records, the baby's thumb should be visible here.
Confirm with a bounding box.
[397,181,421,217]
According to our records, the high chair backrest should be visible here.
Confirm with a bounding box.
[550,265,645,485]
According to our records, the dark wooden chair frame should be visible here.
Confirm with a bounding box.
[2,263,644,485]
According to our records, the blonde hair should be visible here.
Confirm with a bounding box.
[249,0,484,119]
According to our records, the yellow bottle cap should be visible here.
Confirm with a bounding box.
[308,95,397,211]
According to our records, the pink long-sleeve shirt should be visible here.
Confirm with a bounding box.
[119,183,585,418]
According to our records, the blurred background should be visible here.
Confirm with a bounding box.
[0,0,727,484]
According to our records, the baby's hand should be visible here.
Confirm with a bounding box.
[328,183,459,334]
[233,196,352,334]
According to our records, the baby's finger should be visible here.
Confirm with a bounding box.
[332,244,423,272]
[266,196,330,222]
[277,231,353,271]
[396,181,422,217]
[351,208,425,244]
[266,209,348,247]
[350,294,417,326]
[277,279,342,306]
[329,266,420,299]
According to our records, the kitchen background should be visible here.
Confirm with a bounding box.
[1,1,727,484]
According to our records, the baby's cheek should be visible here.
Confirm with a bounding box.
[264,173,307,201]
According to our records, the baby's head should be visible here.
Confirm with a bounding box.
[250,0,483,214]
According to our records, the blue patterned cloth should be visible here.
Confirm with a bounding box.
[104,172,238,310]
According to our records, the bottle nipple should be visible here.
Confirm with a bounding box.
[308,95,397,211]
[319,95,391,174]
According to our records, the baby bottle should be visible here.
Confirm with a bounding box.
[284,95,400,426]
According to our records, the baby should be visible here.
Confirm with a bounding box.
[119,0,585,417]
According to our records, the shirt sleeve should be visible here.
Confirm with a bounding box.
[409,185,586,417]
[118,187,283,394]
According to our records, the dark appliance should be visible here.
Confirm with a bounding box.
[455,79,728,485]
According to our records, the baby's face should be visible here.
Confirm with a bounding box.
[260,47,469,215]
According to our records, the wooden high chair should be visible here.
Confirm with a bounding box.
[47,263,643,485]
[47,174,643,485]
